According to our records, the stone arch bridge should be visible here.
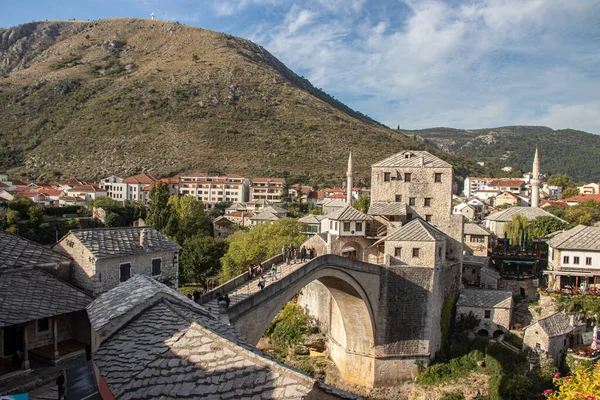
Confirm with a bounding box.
[201,254,451,388]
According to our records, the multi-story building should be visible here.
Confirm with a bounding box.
[545,225,600,290]
[99,176,123,200]
[100,173,157,202]
[463,223,491,256]
[577,182,600,195]
[464,177,493,198]
[249,178,284,203]
[140,178,180,205]
[487,179,526,195]
[179,173,249,208]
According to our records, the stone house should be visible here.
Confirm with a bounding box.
[212,215,236,238]
[453,202,476,221]
[544,225,600,290]
[456,289,513,337]
[249,205,288,226]
[494,191,529,208]
[463,223,491,256]
[462,255,500,289]
[54,227,181,297]
[319,206,371,260]
[87,276,354,399]
[522,311,584,366]
[299,214,325,236]
[484,207,565,238]
[0,231,93,382]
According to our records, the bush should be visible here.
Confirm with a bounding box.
[266,303,313,348]
[442,392,465,400]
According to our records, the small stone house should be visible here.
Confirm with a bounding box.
[87,276,355,399]
[522,311,584,366]
[213,215,236,238]
[456,289,513,337]
[463,223,491,256]
[54,227,181,297]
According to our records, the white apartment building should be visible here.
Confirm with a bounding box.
[250,178,284,203]
[178,173,249,208]
[100,173,157,202]
[577,183,600,195]
[463,177,493,198]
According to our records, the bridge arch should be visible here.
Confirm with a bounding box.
[227,255,382,386]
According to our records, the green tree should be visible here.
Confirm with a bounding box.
[168,196,211,244]
[546,364,600,399]
[104,211,122,227]
[27,206,44,226]
[505,215,528,245]
[90,196,120,211]
[547,173,573,189]
[265,303,313,348]
[353,194,370,213]
[146,182,172,232]
[221,219,306,280]
[281,179,291,204]
[179,235,228,285]
[562,187,579,199]
[208,201,232,220]
[526,216,568,239]
[8,195,35,217]
[5,209,19,226]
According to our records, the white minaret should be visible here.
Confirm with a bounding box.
[531,147,540,208]
[346,152,353,206]
[151,12,155,20]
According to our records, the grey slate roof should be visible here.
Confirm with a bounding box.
[456,289,512,309]
[381,218,447,243]
[535,311,575,338]
[0,231,70,269]
[250,211,281,221]
[464,223,491,236]
[0,267,93,328]
[462,255,490,267]
[485,207,565,223]
[298,214,325,224]
[90,276,357,400]
[326,205,370,221]
[372,150,452,168]
[66,227,181,260]
[261,205,288,215]
[548,225,600,251]
[368,202,408,216]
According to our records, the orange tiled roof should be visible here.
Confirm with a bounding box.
[252,178,285,184]
[34,188,63,196]
[226,211,255,218]
[0,182,9,188]
[563,194,600,203]
[9,180,29,186]
[488,179,525,187]
[123,173,157,184]
[68,185,104,192]
[541,200,569,208]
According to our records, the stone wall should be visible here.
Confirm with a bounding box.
[523,326,568,366]
[457,304,512,336]
[384,240,438,268]
[55,233,99,294]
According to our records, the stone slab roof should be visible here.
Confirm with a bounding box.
[261,205,288,215]
[462,255,490,267]
[368,202,407,216]
[535,311,575,338]
[548,225,600,251]
[456,289,512,309]
[485,207,565,223]
[0,231,71,270]
[0,267,93,328]
[250,211,280,221]
[326,205,370,221]
[298,214,325,224]
[381,218,446,243]
[372,150,452,168]
[65,227,181,260]
[91,277,357,400]
[464,223,491,236]
[212,215,234,226]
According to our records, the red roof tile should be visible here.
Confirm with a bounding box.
[123,173,157,184]
[488,179,525,187]
[563,194,600,203]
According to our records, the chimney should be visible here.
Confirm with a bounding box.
[140,228,149,248]
[420,156,425,167]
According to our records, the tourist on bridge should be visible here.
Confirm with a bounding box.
[216,292,223,305]
[247,266,253,281]
[282,245,288,264]
[288,244,295,263]
[256,263,263,276]
[271,264,278,281]
[258,277,266,290]
[300,246,307,262]
[224,294,231,309]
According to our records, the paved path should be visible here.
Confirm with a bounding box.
[203,259,311,319]
[29,381,58,400]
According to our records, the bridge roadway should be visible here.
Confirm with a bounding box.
[202,258,310,320]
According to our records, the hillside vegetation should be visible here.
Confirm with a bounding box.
[408,126,600,182]
[0,19,484,184]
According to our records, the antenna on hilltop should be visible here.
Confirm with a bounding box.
[151,12,155,20]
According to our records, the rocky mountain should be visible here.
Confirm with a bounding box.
[0,19,484,184]
[407,126,600,182]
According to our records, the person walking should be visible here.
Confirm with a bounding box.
[300,246,307,262]
[288,244,294,264]
[271,264,278,281]
[258,277,266,290]
[256,263,263,276]
[247,266,253,281]
[282,245,288,264]
[224,294,231,309]
[56,370,66,400]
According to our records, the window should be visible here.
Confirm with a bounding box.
[470,235,485,243]
[412,248,420,257]
[424,198,432,207]
[563,256,569,264]
[355,222,363,231]
[37,318,50,333]
[472,269,476,274]
[395,194,402,202]
[425,215,432,222]
[409,197,416,206]
[586,257,592,265]
[484,310,491,319]
[404,173,412,182]
[438,247,442,257]
[120,263,132,282]
[434,173,442,183]
[329,221,333,230]
[384,172,391,182]
[573,256,580,265]
[344,222,351,231]
[395,248,402,257]
[152,258,162,276]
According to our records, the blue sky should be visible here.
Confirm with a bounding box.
[2,0,599,134]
